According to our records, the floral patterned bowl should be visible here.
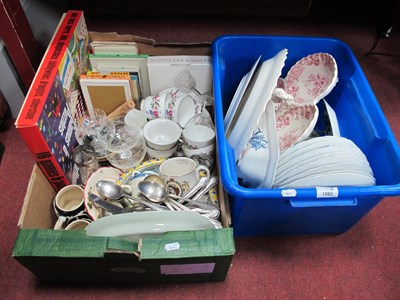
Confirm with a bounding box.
[283,52,338,105]
[275,101,319,152]
[272,52,337,152]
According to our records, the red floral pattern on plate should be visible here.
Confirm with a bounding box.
[284,53,337,105]
[275,102,318,152]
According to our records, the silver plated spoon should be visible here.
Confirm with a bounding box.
[96,180,168,211]
[138,174,218,211]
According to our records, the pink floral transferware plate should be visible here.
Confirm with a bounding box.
[283,53,338,105]
[275,101,319,152]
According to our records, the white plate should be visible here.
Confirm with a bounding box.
[85,211,216,242]
[275,149,370,183]
[224,55,261,133]
[227,49,287,161]
[278,136,357,167]
[276,143,368,180]
[84,167,122,220]
[275,161,374,187]
[323,99,341,136]
[263,100,280,188]
[279,170,375,188]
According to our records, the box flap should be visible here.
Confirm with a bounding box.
[13,229,137,258]
[89,32,211,56]
[18,164,56,229]
[139,228,235,260]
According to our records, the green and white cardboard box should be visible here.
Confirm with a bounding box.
[12,15,235,283]
[14,166,234,283]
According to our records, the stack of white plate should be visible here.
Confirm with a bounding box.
[272,136,375,188]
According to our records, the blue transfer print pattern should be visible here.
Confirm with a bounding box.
[248,128,268,150]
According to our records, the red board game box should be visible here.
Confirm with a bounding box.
[15,11,90,191]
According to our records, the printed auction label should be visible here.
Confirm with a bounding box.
[316,187,339,198]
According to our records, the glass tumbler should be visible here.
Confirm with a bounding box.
[72,144,99,185]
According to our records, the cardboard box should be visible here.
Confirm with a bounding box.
[13,165,234,283]
[15,11,91,191]
[13,11,235,283]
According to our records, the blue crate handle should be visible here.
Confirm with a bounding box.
[289,198,357,208]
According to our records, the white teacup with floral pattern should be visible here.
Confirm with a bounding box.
[164,87,201,127]
[141,90,170,119]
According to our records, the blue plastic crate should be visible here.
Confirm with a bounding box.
[212,35,400,236]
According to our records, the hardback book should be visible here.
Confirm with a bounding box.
[90,41,139,56]
[15,10,91,191]
[89,54,151,99]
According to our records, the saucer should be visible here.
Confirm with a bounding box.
[117,158,166,185]
[84,167,122,220]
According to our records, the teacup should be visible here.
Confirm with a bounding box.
[182,124,215,149]
[124,108,148,129]
[53,185,86,230]
[65,219,91,230]
[146,143,178,159]
[159,157,210,196]
[182,143,215,173]
[141,90,170,119]
[143,118,181,151]
[182,142,215,158]
[165,88,200,127]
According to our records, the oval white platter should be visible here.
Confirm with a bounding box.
[85,211,215,242]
